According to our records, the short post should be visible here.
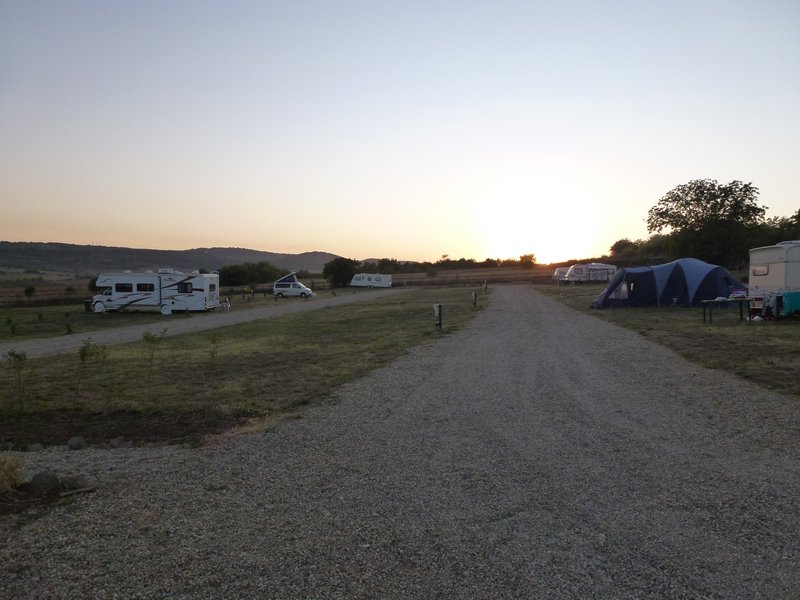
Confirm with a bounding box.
[483,280,488,294]
[433,304,442,331]
[472,291,477,309]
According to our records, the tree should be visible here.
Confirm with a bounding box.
[519,254,536,269]
[218,261,284,287]
[647,179,765,233]
[609,238,639,256]
[646,179,767,265]
[323,257,359,288]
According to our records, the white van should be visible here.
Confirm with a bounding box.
[273,272,316,298]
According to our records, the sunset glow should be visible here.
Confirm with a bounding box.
[1,2,798,264]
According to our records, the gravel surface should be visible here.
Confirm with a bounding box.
[2,285,799,598]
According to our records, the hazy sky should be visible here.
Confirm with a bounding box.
[2,1,798,263]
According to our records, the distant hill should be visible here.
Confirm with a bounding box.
[0,242,340,275]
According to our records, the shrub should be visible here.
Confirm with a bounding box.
[0,455,24,494]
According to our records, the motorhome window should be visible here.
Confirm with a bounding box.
[292,283,300,288]
[276,283,289,289]
[375,277,382,281]
[137,283,155,292]
[177,282,193,293]
[752,265,769,276]
[115,283,133,293]
[210,283,216,291]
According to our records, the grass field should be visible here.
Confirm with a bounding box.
[0,286,485,448]
[536,283,800,399]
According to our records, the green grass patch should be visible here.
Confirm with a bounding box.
[0,304,170,342]
[537,283,800,398]
[0,287,485,447]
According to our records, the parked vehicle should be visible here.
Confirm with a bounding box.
[748,240,800,315]
[91,269,220,315]
[350,273,392,288]
[551,267,569,283]
[273,272,316,298]
[563,262,617,284]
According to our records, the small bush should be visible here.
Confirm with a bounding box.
[0,455,24,494]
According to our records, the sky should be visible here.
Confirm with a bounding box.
[1,1,798,264]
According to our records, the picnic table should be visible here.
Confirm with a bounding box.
[701,298,749,323]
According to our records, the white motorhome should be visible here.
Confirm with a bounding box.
[563,262,617,284]
[350,273,392,288]
[748,240,800,312]
[91,269,220,315]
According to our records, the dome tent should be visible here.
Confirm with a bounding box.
[590,258,745,308]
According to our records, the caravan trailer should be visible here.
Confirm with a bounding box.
[748,240,800,315]
[91,269,220,315]
[563,262,617,284]
[350,273,392,288]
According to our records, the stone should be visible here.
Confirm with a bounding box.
[109,436,125,449]
[26,443,44,452]
[60,474,94,491]
[20,471,61,497]
[67,436,88,450]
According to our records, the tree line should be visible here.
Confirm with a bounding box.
[220,179,798,287]
[610,179,799,268]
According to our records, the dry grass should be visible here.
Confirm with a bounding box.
[0,455,24,494]
[0,286,486,446]
[536,283,800,398]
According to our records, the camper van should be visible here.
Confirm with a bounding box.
[273,272,315,298]
[91,269,220,315]
[563,262,617,284]
[748,240,800,314]
[350,273,392,288]
[551,267,569,283]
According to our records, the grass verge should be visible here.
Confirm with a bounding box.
[536,283,800,398]
[0,287,485,447]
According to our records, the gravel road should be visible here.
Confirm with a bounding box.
[3,285,799,598]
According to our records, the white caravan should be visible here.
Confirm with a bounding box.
[92,269,220,315]
[350,273,392,288]
[747,240,800,312]
[563,262,617,284]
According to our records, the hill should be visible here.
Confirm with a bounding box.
[0,242,339,275]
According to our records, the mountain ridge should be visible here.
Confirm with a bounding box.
[0,241,340,275]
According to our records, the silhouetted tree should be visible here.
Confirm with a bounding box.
[647,179,767,265]
[323,257,359,287]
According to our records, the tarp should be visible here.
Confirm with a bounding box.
[590,258,745,308]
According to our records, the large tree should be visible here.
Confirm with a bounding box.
[646,179,766,266]
[323,257,360,288]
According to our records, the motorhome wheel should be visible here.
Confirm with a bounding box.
[160,304,172,315]
[276,292,284,298]
[93,302,105,313]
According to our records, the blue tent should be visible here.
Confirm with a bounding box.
[590,258,745,308]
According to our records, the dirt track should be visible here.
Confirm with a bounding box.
[3,285,799,598]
